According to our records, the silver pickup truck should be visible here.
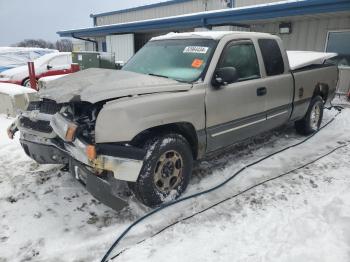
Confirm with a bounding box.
[8,31,338,210]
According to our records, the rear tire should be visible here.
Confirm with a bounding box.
[295,95,324,135]
[129,133,193,207]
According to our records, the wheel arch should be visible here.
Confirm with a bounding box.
[130,122,204,160]
[313,83,329,102]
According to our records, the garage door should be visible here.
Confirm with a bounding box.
[106,34,135,64]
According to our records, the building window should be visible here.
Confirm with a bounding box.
[326,31,350,67]
[258,39,284,76]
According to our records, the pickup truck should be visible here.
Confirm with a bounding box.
[8,31,338,210]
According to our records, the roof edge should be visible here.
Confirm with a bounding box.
[90,0,193,18]
[58,0,350,38]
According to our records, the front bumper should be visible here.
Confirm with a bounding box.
[11,106,146,211]
[20,137,69,164]
[20,131,144,183]
[19,137,131,210]
[16,109,145,183]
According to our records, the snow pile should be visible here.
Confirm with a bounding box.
[0,108,350,261]
[0,48,59,70]
[0,54,27,68]
[0,83,37,116]
[287,51,337,70]
[0,52,71,78]
[38,75,68,90]
[0,83,37,97]
[39,75,67,82]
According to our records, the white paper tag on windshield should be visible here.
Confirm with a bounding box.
[183,46,209,54]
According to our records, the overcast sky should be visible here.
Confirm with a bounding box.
[0,0,166,46]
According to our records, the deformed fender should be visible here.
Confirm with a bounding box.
[95,89,206,143]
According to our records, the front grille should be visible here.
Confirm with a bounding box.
[23,100,62,134]
[20,118,53,133]
[27,100,62,114]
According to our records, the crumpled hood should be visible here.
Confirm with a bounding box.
[39,68,192,103]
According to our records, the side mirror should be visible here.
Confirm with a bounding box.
[212,67,239,87]
[47,65,53,70]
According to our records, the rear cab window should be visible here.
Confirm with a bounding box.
[258,39,285,76]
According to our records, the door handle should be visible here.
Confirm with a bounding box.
[257,87,267,96]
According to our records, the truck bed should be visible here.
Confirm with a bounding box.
[290,63,338,121]
[287,51,337,70]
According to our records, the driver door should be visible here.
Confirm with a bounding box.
[206,40,267,152]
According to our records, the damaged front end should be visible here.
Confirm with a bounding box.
[10,99,145,211]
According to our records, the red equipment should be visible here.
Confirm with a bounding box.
[27,62,37,90]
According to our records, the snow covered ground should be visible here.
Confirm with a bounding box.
[0,107,350,262]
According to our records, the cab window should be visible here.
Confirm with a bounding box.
[258,39,285,76]
[219,42,260,81]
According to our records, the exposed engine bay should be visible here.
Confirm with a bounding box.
[20,99,101,144]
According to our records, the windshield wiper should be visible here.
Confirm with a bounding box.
[148,73,169,79]
[148,73,191,84]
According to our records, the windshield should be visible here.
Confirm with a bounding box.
[0,50,58,68]
[123,39,217,82]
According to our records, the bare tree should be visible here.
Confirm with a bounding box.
[55,39,73,52]
[13,39,73,52]
[14,39,55,49]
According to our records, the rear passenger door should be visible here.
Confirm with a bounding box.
[257,39,294,128]
[206,40,267,152]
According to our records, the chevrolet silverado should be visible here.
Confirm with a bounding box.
[8,31,338,210]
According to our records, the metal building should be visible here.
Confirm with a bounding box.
[58,0,350,92]
[71,0,234,60]
[92,0,231,26]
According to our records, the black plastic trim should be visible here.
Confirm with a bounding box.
[69,158,128,211]
[20,139,69,165]
[96,143,146,161]
[291,63,335,73]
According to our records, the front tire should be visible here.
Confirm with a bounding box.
[295,95,324,135]
[129,133,193,207]
[23,78,37,88]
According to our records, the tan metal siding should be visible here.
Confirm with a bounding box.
[251,15,350,51]
[235,0,281,7]
[96,0,228,26]
[212,25,250,31]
